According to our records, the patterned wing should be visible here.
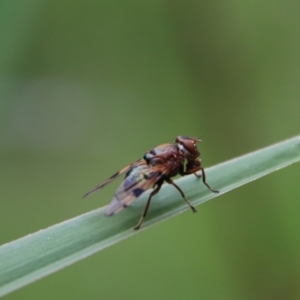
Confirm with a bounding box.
[105,161,168,216]
[83,161,139,198]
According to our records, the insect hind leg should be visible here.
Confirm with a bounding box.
[165,178,196,213]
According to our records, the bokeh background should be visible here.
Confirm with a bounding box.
[1,1,300,299]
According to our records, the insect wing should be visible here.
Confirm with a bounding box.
[83,162,138,198]
[105,162,165,216]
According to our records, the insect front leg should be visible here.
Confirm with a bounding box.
[196,167,219,194]
[183,161,219,194]
[134,182,163,230]
[165,178,196,213]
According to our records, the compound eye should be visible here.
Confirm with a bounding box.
[182,139,196,154]
[176,136,200,156]
[175,136,188,144]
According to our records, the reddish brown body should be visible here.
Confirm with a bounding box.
[84,136,218,230]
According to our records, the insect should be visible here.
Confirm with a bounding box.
[83,136,218,230]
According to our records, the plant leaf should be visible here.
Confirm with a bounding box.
[0,136,300,296]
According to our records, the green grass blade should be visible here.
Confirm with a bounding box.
[0,136,300,296]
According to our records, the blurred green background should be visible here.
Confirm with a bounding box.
[1,1,300,299]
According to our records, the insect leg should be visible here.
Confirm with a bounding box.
[197,167,219,193]
[134,182,163,230]
[165,178,196,213]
